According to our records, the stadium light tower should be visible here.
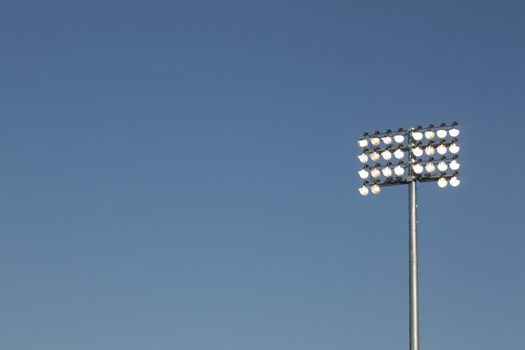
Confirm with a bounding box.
[357,122,461,350]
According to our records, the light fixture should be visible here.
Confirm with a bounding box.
[359,185,369,196]
[450,176,461,187]
[370,152,380,162]
[412,131,423,141]
[437,161,448,172]
[425,130,435,140]
[359,169,369,179]
[449,159,460,170]
[413,163,424,174]
[394,134,405,143]
[412,147,423,157]
[356,121,462,350]
[449,127,460,137]
[425,162,436,173]
[449,142,460,154]
[371,168,381,178]
[437,144,447,155]
[382,166,393,177]
[437,177,448,188]
[436,129,447,138]
[358,139,368,147]
[425,145,435,156]
[394,148,404,159]
[394,165,405,176]
[382,150,392,160]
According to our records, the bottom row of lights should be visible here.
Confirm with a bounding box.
[359,176,461,196]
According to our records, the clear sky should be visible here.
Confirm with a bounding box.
[1,1,524,349]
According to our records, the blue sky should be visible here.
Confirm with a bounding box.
[1,1,524,349]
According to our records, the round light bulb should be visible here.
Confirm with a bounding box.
[358,169,369,179]
[449,143,460,154]
[437,177,448,188]
[437,161,448,172]
[382,136,392,145]
[425,145,436,156]
[358,153,368,163]
[425,162,436,173]
[394,149,404,159]
[371,184,381,195]
[450,159,460,170]
[413,163,423,174]
[371,168,381,178]
[412,131,423,141]
[412,147,423,157]
[358,139,368,147]
[436,129,447,138]
[370,152,380,162]
[437,144,447,155]
[370,137,380,146]
[450,176,461,187]
[382,166,392,177]
[449,128,460,137]
[358,186,369,196]
[425,130,435,140]
[382,150,392,160]
[394,134,405,143]
[394,165,405,176]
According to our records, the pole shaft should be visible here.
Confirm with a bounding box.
[409,180,419,350]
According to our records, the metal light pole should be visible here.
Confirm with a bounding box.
[409,180,419,350]
[357,122,461,350]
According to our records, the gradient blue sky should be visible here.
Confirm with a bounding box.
[1,1,524,349]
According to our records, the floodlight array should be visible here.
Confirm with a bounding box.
[357,122,461,195]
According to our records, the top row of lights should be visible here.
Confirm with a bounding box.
[357,123,460,148]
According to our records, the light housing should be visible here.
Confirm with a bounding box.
[359,185,369,196]
[450,176,461,187]
[357,122,460,195]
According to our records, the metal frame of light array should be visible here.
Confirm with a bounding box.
[357,122,461,195]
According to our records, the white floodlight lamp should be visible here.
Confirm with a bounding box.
[359,185,369,196]
[450,176,461,187]
[449,127,460,138]
[371,168,381,178]
[437,177,448,188]
[449,159,460,170]
[382,136,392,145]
[394,164,405,176]
[425,145,436,156]
[437,143,447,155]
[412,131,423,141]
[449,142,460,154]
[371,137,381,146]
[394,129,405,143]
[425,130,435,140]
[359,169,369,179]
[436,129,448,138]
[358,153,369,163]
[382,166,393,177]
[371,184,381,195]
[412,147,424,157]
[425,162,436,173]
[394,148,404,159]
[370,152,380,162]
[412,163,424,174]
[437,161,448,172]
[358,139,369,148]
[382,150,392,160]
